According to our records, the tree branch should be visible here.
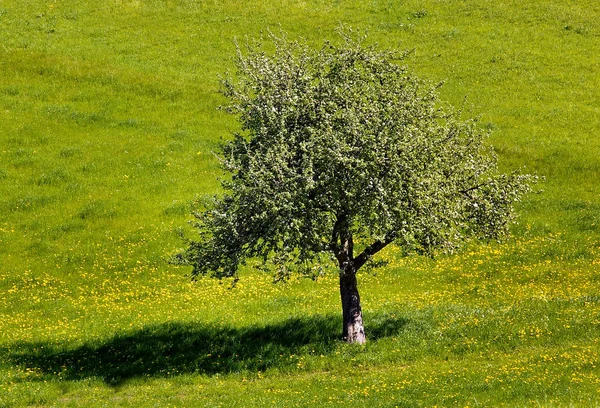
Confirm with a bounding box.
[353,233,396,271]
[460,182,486,195]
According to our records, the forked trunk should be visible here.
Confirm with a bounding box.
[339,265,366,345]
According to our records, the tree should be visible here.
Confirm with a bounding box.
[176,31,534,344]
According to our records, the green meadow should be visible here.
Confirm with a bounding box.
[1,0,599,406]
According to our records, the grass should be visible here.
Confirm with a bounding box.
[1,0,599,406]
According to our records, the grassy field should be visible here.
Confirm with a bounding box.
[1,0,599,406]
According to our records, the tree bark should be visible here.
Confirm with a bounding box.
[339,264,366,345]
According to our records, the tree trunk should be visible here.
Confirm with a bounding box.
[339,265,366,345]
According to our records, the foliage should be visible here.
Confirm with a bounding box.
[178,31,535,282]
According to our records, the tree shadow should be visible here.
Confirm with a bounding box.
[3,313,408,386]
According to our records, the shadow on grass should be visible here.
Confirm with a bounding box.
[4,313,408,385]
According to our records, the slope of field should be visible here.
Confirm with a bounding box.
[1,0,599,406]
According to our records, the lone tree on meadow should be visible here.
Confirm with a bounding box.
[178,32,534,344]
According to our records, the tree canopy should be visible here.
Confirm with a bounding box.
[177,31,534,343]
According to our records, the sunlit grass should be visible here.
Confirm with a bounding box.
[1,0,599,406]
[2,233,600,405]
